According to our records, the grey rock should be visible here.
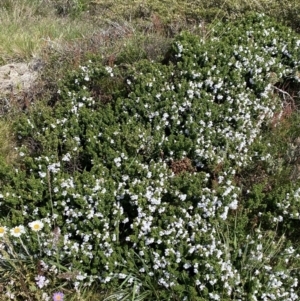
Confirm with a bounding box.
[0,60,42,97]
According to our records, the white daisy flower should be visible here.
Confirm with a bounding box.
[29,220,44,232]
[0,226,8,237]
[10,225,25,237]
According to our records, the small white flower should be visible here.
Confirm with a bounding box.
[42,292,50,301]
[47,162,60,173]
[229,199,238,210]
[179,194,187,201]
[35,275,48,288]
[10,225,25,237]
[62,153,71,162]
[76,274,86,281]
[38,172,47,178]
[29,220,44,232]
[0,226,8,237]
[5,291,15,299]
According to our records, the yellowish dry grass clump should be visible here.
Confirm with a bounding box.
[0,0,299,63]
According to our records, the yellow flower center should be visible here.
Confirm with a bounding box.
[0,227,4,233]
[33,224,40,230]
[14,228,21,233]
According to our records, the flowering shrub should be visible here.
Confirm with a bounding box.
[1,13,300,300]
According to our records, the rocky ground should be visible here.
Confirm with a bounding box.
[0,59,43,113]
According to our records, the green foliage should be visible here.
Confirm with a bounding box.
[1,12,300,300]
[53,0,90,17]
[0,118,18,169]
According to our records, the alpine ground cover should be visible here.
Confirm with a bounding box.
[1,0,300,64]
[1,8,300,301]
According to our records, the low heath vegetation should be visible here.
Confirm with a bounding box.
[1,4,300,301]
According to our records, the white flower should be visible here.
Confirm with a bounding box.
[229,199,238,210]
[10,225,25,237]
[179,194,187,201]
[5,291,15,299]
[35,275,48,288]
[38,171,47,178]
[42,292,50,301]
[47,162,60,173]
[0,226,8,237]
[62,153,71,162]
[29,220,44,232]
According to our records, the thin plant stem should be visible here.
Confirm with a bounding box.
[19,237,30,257]
[47,170,55,227]
[37,232,42,257]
